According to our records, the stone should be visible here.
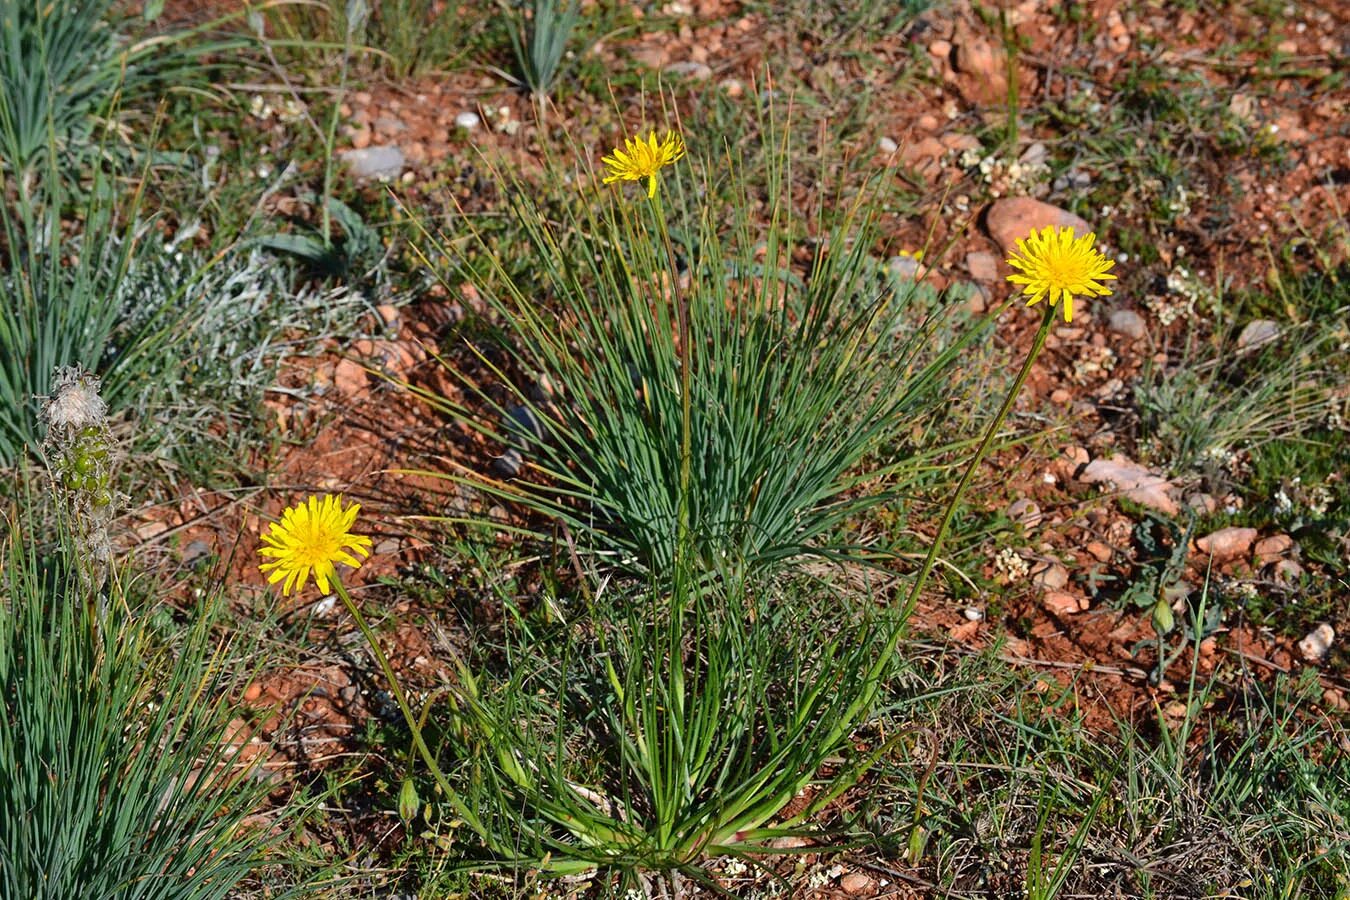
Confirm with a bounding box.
[373,114,407,135]
[1274,559,1305,582]
[1298,623,1334,662]
[888,254,922,280]
[1185,492,1218,515]
[1031,561,1069,590]
[333,358,369,396]
[454,111,480,131]
[940,132,982,153]
[1008,497,1043,527]
[902,136,946,164]
[1254,534,1294,565]
[1019,141,1048,168]
[965,250,999,282]
[1195,526,1258,562]
[1043,590,1083,616]
[339,145,405,180]
[927,38,952,60]
[664,61,713,80]
[917,113,940,131]
[719,78,743,97]
[878,136,898,154]
[1237,319,1280,351]
[1086,541,1112,563]
[840,873,873,895]
[964,606,985,622]
[1080,455,1180,516]
[986,198,1094,255]
[1107,309,1147,339]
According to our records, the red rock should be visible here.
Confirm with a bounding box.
[1031,561,1069,590]
[1080,456,1179,516]
[1085,541,1112,563]
[1043,590,1083,615]
[840,872,873,895]
[986,198,1095,255]
[1195,526,1258,562]
[1254,534,1294,565]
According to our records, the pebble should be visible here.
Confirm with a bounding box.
[940,132,981,153]
[965,250,999,282]
[1254,534,1294,564]
[1298,623,1334,662]
[1237,319,1280,350]
[840,873,873,895]
[986,198,1094,255]
[1107,309,1147,339]
[1050,388,1072,405]
[1080,455,1179,516]
[719,78,743,97]
[1195,526,1258,562]
[454,111,481,131]
[333,358,369,396]
[903,135,946,164]
[1085,540,1112,563]
[664,61,713,80]
[1273,559,1305,582]
[1008,497,1043,527]
[1186,492,1218,515]
[964,607,984,622]
[242,682,263,702]
[339,145,405,180]
[494,448,523,477]
[1031,561,1069,590]
[927,38,952,59]
[917,113,940,131]
[878,136,898,154]
[1052,168,1093,192]
[1043,590,1083,616]
[1019,142,1048,168]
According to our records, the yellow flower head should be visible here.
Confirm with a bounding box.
[258,494,373,596]
[1005,226,1117,323]
[601,130,686,199]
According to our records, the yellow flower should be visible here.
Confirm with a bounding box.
[1005,226,1117,323]
[258,494,373,596]
[601,130,686,199]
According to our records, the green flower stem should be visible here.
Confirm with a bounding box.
[844,302,1055,726]
[648,188,693,570]
[331,575,487,839]
[899,301,1054,618]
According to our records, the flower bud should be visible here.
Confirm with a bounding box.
[398,777,419,823]
[1151,598,1175,636]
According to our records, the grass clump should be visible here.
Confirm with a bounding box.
[0,500,282,898]
[435,575,895,884]
[409,128,988,583]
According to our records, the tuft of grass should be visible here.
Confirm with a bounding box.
[0,495,287,899]
[425,572,902,884]
[405,127,990,583]
[0,0,245,195]
[507,0,583,101]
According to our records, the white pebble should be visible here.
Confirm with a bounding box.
[878,136,898,154]
[454,111,481,130]
[964,607,984,622]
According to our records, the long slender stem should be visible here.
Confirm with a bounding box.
[331,576,487,838]
[649,189,693,571]
[899,303,1055,619]
[844,303,1056,725]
